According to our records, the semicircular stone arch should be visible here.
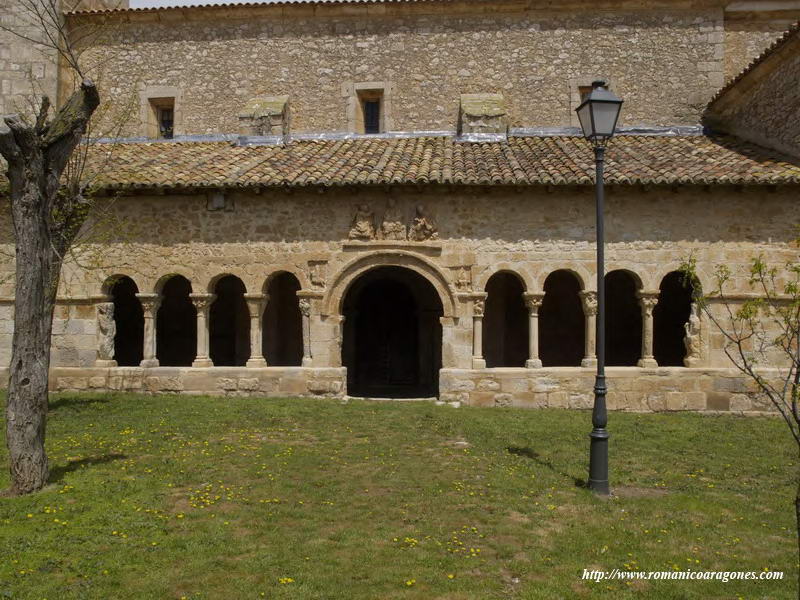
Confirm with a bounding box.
[153,270,196,295]
[475,264,533,294]
[261,266,312,295]
[323,251,457,318]
[533,264,591,292]
[604,264,648,291]
[203,270,251,295]
[100,273,137,297]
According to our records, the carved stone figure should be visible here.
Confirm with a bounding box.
[408,204,438,241]
[96,302,116,361]
[309,262,326,289]
[298,298,311,317]
[455,267,471,291]
[473,298,485,317]
[348,204,375,240]
[379,198,406,240]
[684,302,703,366]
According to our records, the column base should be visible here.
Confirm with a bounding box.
[684,357,702,368]
[192,358,214,368]
[246,357,267,368]
[472,357,486,369]
[302,356,313,367]
[581,357,597,368]
[525,358,543,369]
[94,359,118,368]
[140,359,159,368]
[637,357,658,368]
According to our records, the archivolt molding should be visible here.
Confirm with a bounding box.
[322,250,457,317]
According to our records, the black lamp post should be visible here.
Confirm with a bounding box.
[575,81,623,495]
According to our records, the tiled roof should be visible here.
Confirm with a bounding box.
[67,0,444,15]
[2,134,799,193]
[708,20,800,108]
[67,134,800,191]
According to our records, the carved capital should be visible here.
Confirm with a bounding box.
[473,298,485,317]
[637,291,660,316]
[523,293,545,313]
[244,293,268,317]
[189,293,216,313]
[579,291,598,316]
[298,298,312,317]
[136,293,161,316]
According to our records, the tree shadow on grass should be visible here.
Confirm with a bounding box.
[49,454,127,484]
[49,395,112,412]
[507,446,587,488]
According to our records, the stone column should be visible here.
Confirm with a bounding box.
[299,298,313,367]
[190,293,215,368]
[637,291,659,368]
[245,293,268,367]
[580,291,598,368]
[137,293,161,368]
[524,293,544,369]
[471,294,487,369]
[93,295,117,367]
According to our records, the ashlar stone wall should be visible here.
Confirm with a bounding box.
[0,0,60,117]
[706,29,800,159]
[0,183,795,411]
[73,0,735,135]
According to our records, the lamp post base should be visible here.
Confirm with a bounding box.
[588,427,610,495]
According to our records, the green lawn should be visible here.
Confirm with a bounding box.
[0,394,796,599]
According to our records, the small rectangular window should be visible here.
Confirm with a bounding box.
[363,100,380,134]
[356,89,383,134]
[148,97,175,139]
[158,107,174,139]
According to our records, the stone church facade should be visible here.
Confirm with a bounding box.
[1,0,799,411]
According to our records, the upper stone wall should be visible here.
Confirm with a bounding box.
[706,23,800,159]
[0,0,60,116]
[723,8,800,79]
[72,1,738,135]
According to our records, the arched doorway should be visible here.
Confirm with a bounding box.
[264,272,303,366]
[109,275,144,366]
[342,266,443,398]
[483,272,528,368]
[605,270,642,366]
[210,275,250,366]
[654,271,695,366]
[539,270,584,367]
[156,275,196,366]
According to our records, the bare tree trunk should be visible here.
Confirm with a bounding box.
[0,80,99,495]
[5,158,62,494]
